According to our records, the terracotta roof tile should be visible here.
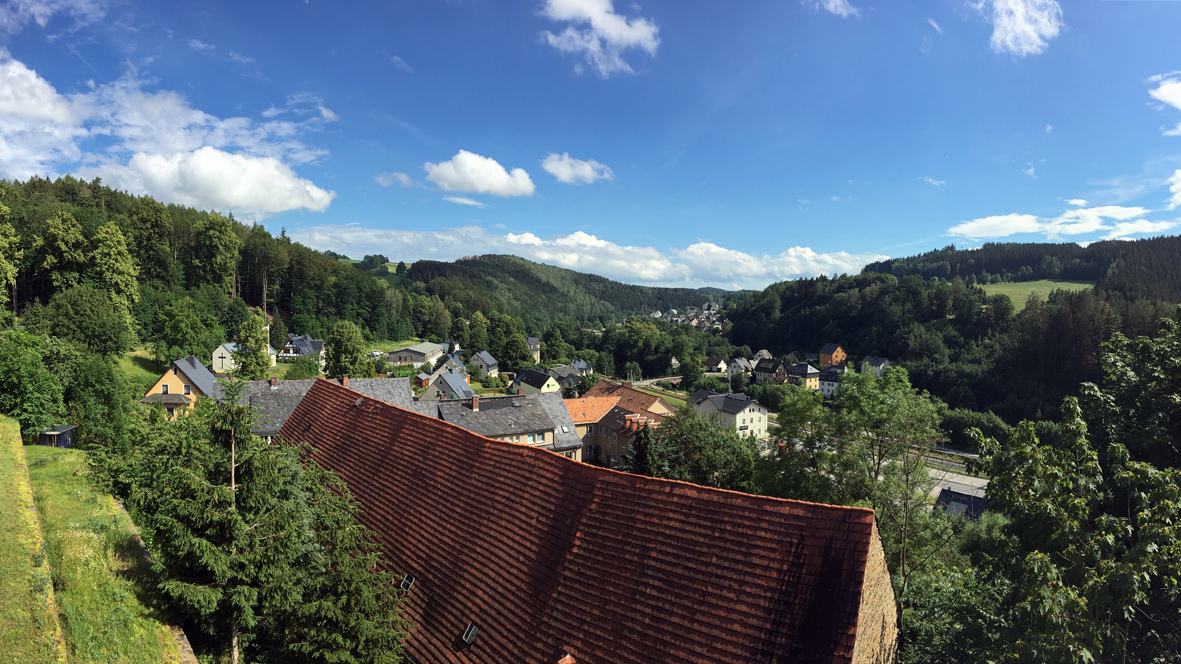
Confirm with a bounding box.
[280,378,881,664]
[564,396,621,424]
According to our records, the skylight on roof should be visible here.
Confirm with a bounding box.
[400,573,416,591]
[462,622,479,646]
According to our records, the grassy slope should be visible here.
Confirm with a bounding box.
[26,448,182,664]
[634,386,688,410]
[980,279,1094,311]
[0,416,65,664]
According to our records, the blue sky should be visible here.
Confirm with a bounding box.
[2,0,1181,289]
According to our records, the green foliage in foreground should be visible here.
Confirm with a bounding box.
[284,355,321,380]
[0,416,64,664]
[26,447,179,664]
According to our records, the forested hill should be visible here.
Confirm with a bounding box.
[405,255,738,330]
[861,235,1181,302]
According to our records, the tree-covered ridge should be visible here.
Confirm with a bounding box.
[861,235,1181,302]
[406,255,740,330]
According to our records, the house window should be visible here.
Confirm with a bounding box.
[184,384,191,395]
[173,367,178,375]
[587,425,594,436]
[527,433,536,444]
[166,407,175,416]
[161,384,169,394]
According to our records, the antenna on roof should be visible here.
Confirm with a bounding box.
[461,622,479,646]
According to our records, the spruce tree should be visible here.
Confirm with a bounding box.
[627,424,657,477]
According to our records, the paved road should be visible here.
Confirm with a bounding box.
[632,376,682,387]
[927,466,988,499]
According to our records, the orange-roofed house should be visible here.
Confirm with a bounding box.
[577,380,676,466]
[279,378,899,664]
[564,395,621,452]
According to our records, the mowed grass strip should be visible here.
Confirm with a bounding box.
[980,279,1094,311]
[26,447,182,664]
[634,386,687,409]
[0,416,66,664]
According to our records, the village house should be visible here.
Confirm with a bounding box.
[820,342,848,368]
[784,350,807,364]
[704,357,727,373]
[416,393,583,461]
[280,378,898,664]
[420,369,476,401]
[820,364,849,398]
[753,357,789,385]
[569,358,593,375]
[788,363,821,390]
[564,395,622,450]
[862,355,891,378]
[211,341,277,373]
[527,336,542,363]
[389,341,445,367]
[691,390,769,438]
[754,348,774,361]
[277,333,325,364]
[509,368,560,395]
[471,350,499,379]
[577,381,675,466]
[140,356,217,418]
[547,365,582,390]
[727,357,754,379]
[669,355,680,371]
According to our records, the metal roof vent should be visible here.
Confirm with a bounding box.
[354,397,363,407]
[399,573,415,591]
[461,622,479,646]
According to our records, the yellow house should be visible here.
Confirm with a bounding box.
[509,369,560,394]
[140,356,218,418]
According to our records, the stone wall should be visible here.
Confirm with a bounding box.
[851,520,899,664]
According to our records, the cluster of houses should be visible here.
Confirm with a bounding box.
[706,343,890,399]
[647,301,724,330]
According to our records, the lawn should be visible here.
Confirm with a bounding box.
[980,279,1094,311]
[26,447,183,664]
[368,339,424,353]
[634,386,687,410]
[115,347,166,387]
[0,416,66,664]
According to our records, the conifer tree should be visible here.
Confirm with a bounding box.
[233,311,271,380]
[626,424,657,477]
[90,220,140,316]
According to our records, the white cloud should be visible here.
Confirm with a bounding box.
[317,105,339,122]
[919,176,945,186]
[288,225,884,289]
[0,51,336,216]
[926,17,942,33]
[0,0,105,35]
[1149,75,1181,136]
[390,55,412,73]
[423,149,535,197]
[974,0,1063,57]
[1023,163,1036,177]
[946,213,1043,240]
[1167,170,1181,210]
[261,106,284,118]
[1067,198,1086,206]
[375,171,415,187]
[1045,123,1052,134]
[540,0,660,78]
[91,146,335,214]
[541,152,614,184]
[228,52,254,65]
[810,0,859,18]
[1101,220,1177,241]
[1045,205,1148,239]
[188,39,215,52]
[443,196,486,208]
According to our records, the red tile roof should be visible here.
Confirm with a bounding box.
[581,380,670,415]
[563,396,620,424]
[280,378,882,664]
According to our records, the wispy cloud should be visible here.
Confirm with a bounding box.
[541,152,614,184]
[375,171,415,187]
[926,17,942,34]
[1149,73,1181,136]
[919,176,945,186]
[188,39,215,52]
[1023,163,1036,177]
[389,55,412,72]
[973,0,1064,57]
[443,196,486,207]
[0,0,106,35]
[947,204,1176,242]
[540,0,660,77]
[809,0,859,18]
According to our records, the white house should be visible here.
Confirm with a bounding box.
[704,357,728,374]
[212,342,277,374]
[693,392,769,439]
[389,342,445,368]
[727,357,754,379]
[472,351,499,379]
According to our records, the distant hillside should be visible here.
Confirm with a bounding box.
[862,235,1181,302]
[404,255,739,329]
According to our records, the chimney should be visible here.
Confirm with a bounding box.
[471,395,479,412]
[342,374,349,388]
[269,377,278,389]
[558,655,576,664]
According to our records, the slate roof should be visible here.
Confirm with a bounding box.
[473,350,498,368]
[547,366,581,386]
[863,355,890,368]
[286,333,324,357]
[934,488,988,521]
[820,365,848,382]
[570,359,591,372]
[140,393,193,406]
[705,392,763,415]
[820,343,844,355]
[343,377,415,410]
[280,379,883,664]
[754,349,774,360]
[173,356,216,396]
[754,358,786,374]
[437,396,556,438]
[431,369,476,399]
[527,336,541,349]
[395,342,444,357]
[534,391,582,452]
[788,363,821,378]
[514,368,554,390]
[689,388,715,405]
[730,357,754,371]
[785,351,807,364]
[232,379,317,437]
[563,396,621,424]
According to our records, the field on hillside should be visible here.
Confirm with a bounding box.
[0,416,65,664]
[981,279,1093,311]
[27,448,182,664]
